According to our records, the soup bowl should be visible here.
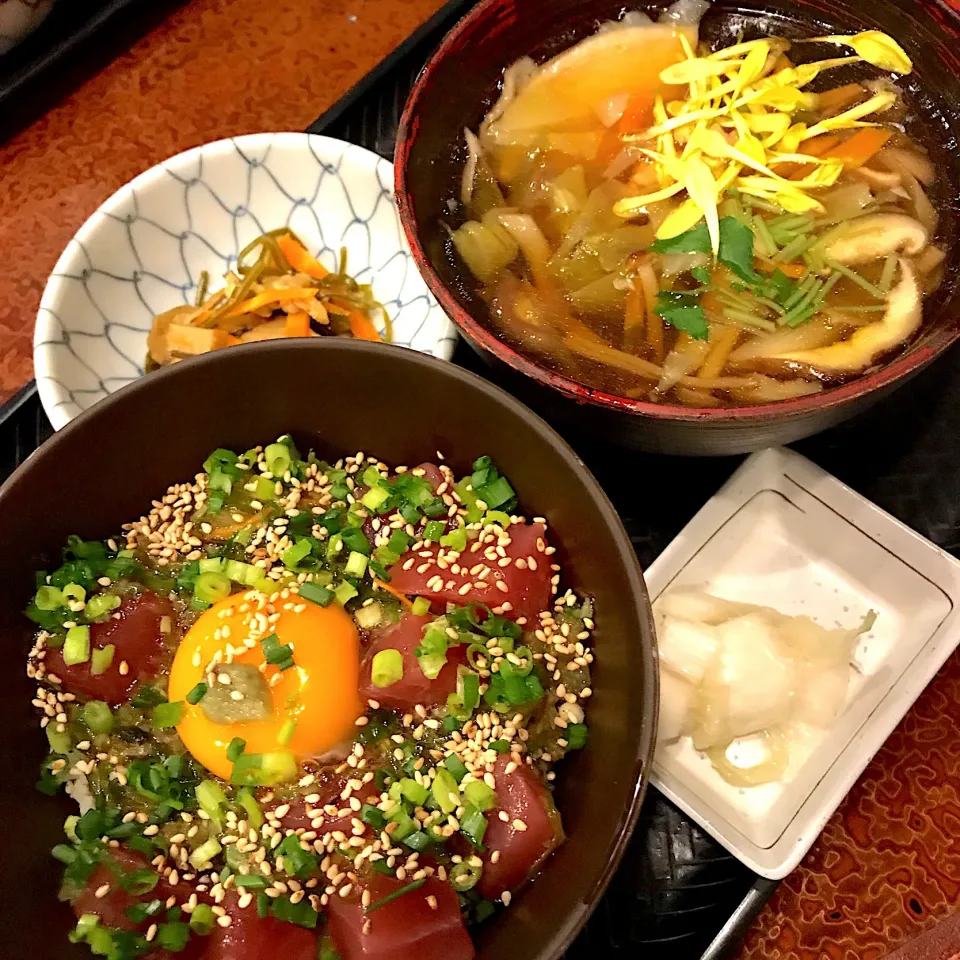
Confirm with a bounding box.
[395,0,960,455]
[0,339,657,960]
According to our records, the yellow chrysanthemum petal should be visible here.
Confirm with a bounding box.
[660,58,730,85]
[736,41,772,91]
[807,30,912,74]
[656,196,708,240]
[802,90,897,138]
[706,39,775,62]
[613,181,686,218]
[682,155,721,253]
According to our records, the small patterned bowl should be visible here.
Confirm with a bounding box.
[0,0,55,55]
[34,133,456,429]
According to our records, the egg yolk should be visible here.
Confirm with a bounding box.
[168,591,362,780]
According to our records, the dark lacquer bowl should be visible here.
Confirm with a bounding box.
[396,0,960,455]
[0,339,657,960]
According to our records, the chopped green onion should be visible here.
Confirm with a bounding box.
[566,723,589,750]
[281,538,313,569]
[483,510,512,528]
[399,778,429,806]
[371,649,403,688]
[84,594,121,621]
[423,520,446,542]
[226,737,247,762]
[361,486,391,511]
[489,739,510,753]
[386,806,417,840]
[450,860,482,892]
[199,558,223,574]
[133,683,167,710]
[463,780,497,812]
[35,585,64,610]
[431,768,461,814]
[196,780,227,821]
[82,700,113,735]
[278,718,297,746]
[189,837,222,870]
[237,786,263,827]
[46,725,71,754]
[403,830,431,852]
[264,443,292,477]
[231,750,297,786]
[64,814,79,842]
[62,583,86,605]
[411,597,430,616]
[62,625,91,665]
[364,878,427,914]
[233,874,268,888]
[276,834,318,878]
[460,671,481,710]
[187,682,208,705]
[90,644,115,676]
[440,527,467,552]
[444,754,468,783]
[260,634,295,670]
[190,903,216,936]
[345,551,369,577]
[194,571,231,605]
[270,895,319,929]
[360,804,386,829]
[152,701,184,729]
[459,805,488,847]
[222,559,262,585]
[298,581,334,607]
[474,476,515,509]
[334,581,358,606]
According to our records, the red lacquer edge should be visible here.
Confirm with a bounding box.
[395,0,960,425]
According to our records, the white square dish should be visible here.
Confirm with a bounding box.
[644,446,960,879]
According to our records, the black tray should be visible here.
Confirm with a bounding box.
[9,0,960,955]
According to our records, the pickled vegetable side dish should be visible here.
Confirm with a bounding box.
[26,439,594,960]
[147,230,390,370]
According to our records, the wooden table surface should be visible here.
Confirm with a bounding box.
[3,2,960,958]
[0,0,447,405]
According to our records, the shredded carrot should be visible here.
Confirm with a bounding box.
[755,258,807,279]
[324,301,352,316]
[820,128,893,168]
[284,312,312,337]
[374,579,415,610]
[700,290,725,317]
[348,310,383,342]
[781,134,842,179]
[277,234,330,280]
[227,288,318,318]
[698,326,740,380]
[816,83,865,116]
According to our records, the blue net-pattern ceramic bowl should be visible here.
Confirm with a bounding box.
[34,133,457,429]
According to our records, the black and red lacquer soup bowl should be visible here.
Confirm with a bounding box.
[396,0,960,455]
[0,340,657,960]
